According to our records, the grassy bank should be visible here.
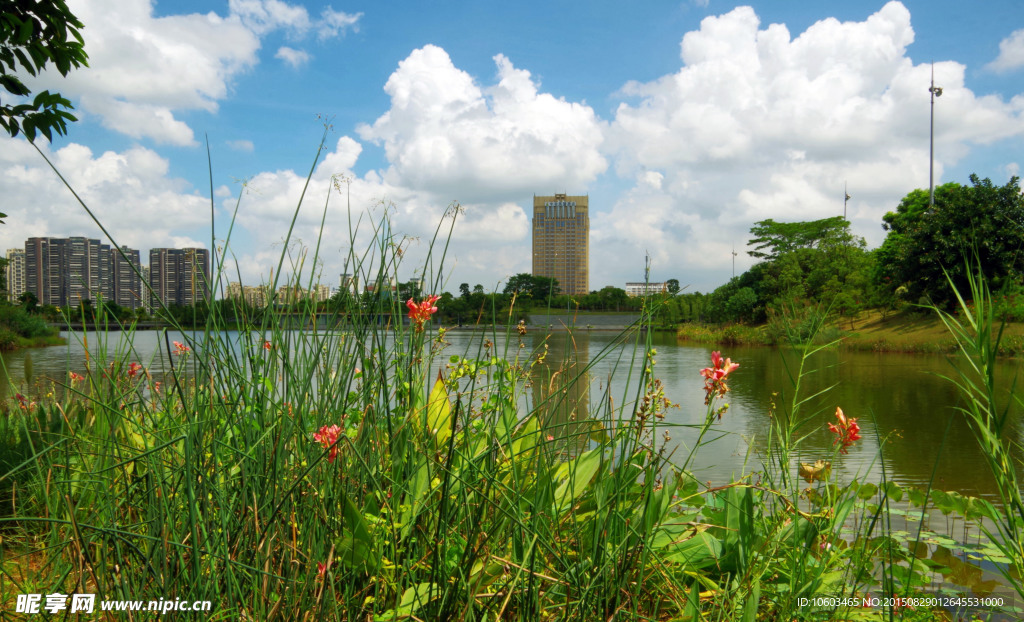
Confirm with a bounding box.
[677,308,1024,356]
[0,305,64,351]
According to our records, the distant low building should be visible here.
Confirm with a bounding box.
[339,273,359,296]
[227,281,270,307]
[312,284,331,302]
[625,282,667,297]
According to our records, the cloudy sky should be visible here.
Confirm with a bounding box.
[3,0,1023,295]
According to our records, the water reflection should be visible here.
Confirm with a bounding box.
[529,332,591,456]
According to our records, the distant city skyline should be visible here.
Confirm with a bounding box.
[1,1,1022,293]
[9,238,216,309]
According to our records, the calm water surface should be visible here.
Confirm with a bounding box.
[2,328,1021,500]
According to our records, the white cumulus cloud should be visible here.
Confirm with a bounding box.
[987,28,1024,73]
[358,45,607,203]
[0,137,212,254]
[276,46,312,68]
[21,0,361,146]
[601,1,1024,288]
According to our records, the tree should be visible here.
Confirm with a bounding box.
[502,273,560,301]
[397,279,422,302]
[459,282,470,301]
[18,290,38,313]
[876,176,1024,307]
[747,216,856,260]
[1,0,89,141]
[666,278,681,295]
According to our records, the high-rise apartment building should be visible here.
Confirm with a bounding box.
[149,248,211,308]
[141,266,151,312]
[24,237,134,307]
[532,194,589,296]
[111,246,143,309]
[65,237,110,307]
[5,248,26,301]
[26,237,64,306]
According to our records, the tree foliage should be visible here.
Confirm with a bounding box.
[747,216,856,260]
[503,273,560,300]
[712,217,872,324]
[1,0,88,141]
[875,176,1024,307]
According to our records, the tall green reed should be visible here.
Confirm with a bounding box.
[931,263,1024,603]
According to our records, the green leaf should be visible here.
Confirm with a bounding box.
[651,524,722,568]
[426,372,452,445]
[334,491,380,572]
[373,582,438,621]
[552,448,602,514]
[741,578,760,622]
[857,482,878,500]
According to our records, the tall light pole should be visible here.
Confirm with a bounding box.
[844,182,850,220]
[929,63,943,207]
[731,245,737,279]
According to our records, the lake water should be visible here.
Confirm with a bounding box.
[2,327,1021,501]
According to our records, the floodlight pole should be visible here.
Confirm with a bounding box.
[844,181,850,220]
[928,63,943,207]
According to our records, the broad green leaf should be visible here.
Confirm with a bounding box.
[334,491,380,572]
[426,372,452,445]
[857,482,877,500]
[400,458,430,539]
[374,583,438,621]
[553,448,602,514]
[652,525,722,568]
[741,578,760,622]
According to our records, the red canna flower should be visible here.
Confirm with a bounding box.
[828,407,862,454]
[406,295,440,331]
[699,350,739,406]
[172,341,191,355]
[127,362,143,379]
[313,424,343,463]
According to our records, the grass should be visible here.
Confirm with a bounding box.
[0,138,1021,620]
[678,307,1024,357]
[842,308,1024,356]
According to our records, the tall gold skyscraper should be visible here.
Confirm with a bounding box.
[532,194,589,296]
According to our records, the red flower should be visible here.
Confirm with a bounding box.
[313,424,343,463]
[127,362,143,379]
[828,407,862,454]
[69,371,85,383]
[172,341,191,355]
[699,350,739,406]
[406,295,440,331]
[263,340,272,351]
[317,562,328,580]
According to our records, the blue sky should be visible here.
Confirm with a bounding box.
[3,0,1023,294]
